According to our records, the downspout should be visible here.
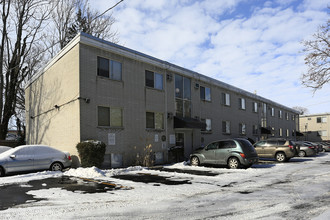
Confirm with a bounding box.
[164,67,168,163]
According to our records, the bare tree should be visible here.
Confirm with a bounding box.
[47,0,119,54]
[0,0,54,139]
[301,19,330,92]
[292,106,309,115]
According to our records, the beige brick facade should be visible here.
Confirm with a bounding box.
[25,33,299,168]
[299,114,330,141]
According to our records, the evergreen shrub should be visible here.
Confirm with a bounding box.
[76,140,106,168]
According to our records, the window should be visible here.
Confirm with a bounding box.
[218,140,236,148]
[97,57,109,77]
[239,123,246,135]
[285,112,289,120]
[286,129,290,137]
[200,86,211,101]
[318,130,327,136]
[175,75,191,117]
[222,93,230,106]
[279,110,282,119]
[110,108,123,127]
[97,57,122,80]
[206,142,218,150]
[110,60,122,81]
[145,70,163,90]
[201,118,212,132]
[253,125,258,135]
[239,98,246,110]
[279,128,283,137]
[146,112,164,129]
[255,141,266,147]
[317,117,327,123]
[222,121,230,134]
[98,106,123,127]
[253,102,258,113]
[263,103,267,115]
[271,107,275,117]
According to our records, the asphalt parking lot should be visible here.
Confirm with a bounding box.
[0,158,313,212]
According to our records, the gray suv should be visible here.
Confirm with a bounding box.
[190,138,259,169]
[254,139,299,162]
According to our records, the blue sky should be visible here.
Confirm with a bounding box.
[93,0,329,115]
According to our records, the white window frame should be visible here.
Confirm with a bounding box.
[239,123,246,135]
[97,106,123,127]
[201,118,212,132]
[239,98,246,110]
[222,121,231,134]
[200,86,211,101]
[271,108,275,117]
[253,102,258,113]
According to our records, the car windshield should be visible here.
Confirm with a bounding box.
[0,147,19,157]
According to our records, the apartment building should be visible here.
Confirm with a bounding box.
[25,32,299,168]
[299,113,330,141]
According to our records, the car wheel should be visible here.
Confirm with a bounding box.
[228,157,240,169]
[0,166,4,177]
[190,156,200,166]
[298,150,306,157]
[276,152,286,162]
[50,162,63,171]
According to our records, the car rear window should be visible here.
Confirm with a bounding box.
[236,139,254,151]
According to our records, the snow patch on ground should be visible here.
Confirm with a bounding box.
[0,154,330,219]
[0,171,62,186]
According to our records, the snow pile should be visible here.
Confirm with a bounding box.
[64,166,145,179]
[64,166,106,178]
[106,166,144,176]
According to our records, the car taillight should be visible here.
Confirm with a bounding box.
[289,145,294,149]
[308,146,314,149]
[240,153,246,158]
[68,155,72,160]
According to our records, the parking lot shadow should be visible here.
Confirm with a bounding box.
[0,176,128,211]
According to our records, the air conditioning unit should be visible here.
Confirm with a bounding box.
[166,73,173,81]
[194,83,200,89]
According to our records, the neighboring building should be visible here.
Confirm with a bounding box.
[299,113,330,141]
[25,32,299,168]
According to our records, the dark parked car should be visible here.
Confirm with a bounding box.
[303,141,321,154]
[253,139,299,162]
[190,138,259,169]
[295,141,317,157]
[0,145,72,177]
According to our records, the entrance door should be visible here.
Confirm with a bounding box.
[173,133,185,162]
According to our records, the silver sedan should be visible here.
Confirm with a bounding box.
[296,142,317,157]
[0,145,72,176]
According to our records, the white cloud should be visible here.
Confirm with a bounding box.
[94,0,329,114]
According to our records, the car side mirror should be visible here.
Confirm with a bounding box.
[10,155,16,159]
